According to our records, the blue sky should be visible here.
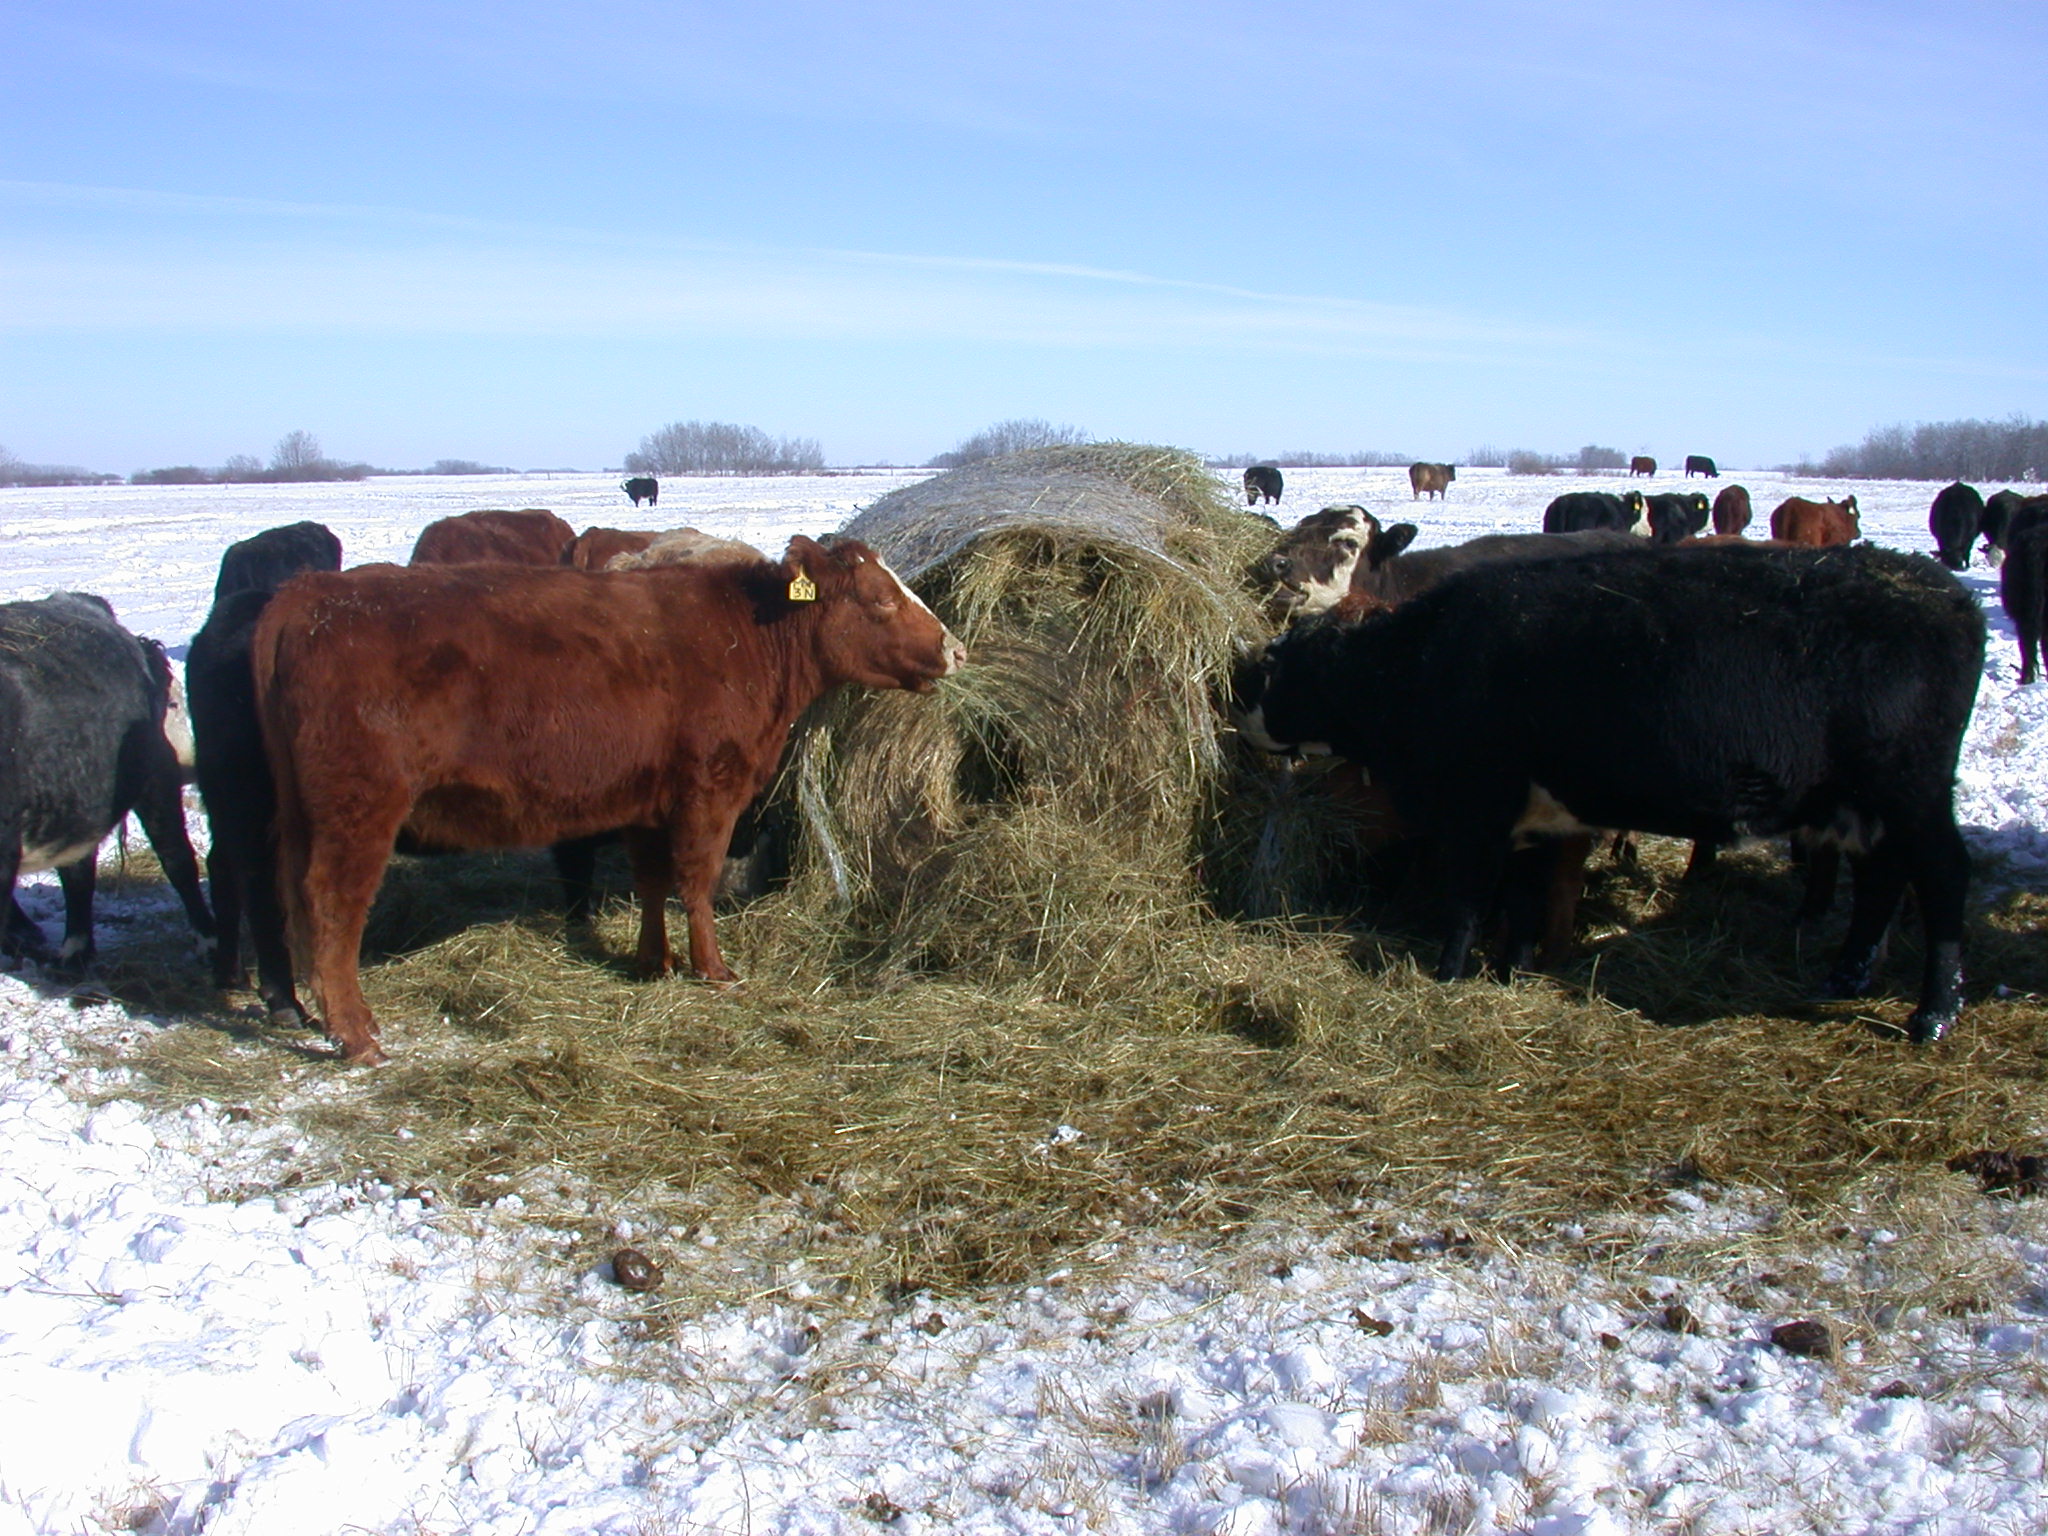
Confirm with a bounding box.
[4,0,2044,470]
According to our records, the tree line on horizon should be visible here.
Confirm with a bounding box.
[10,414,2047,489]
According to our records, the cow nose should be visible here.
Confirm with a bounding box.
[942,629,968,674]
[1258,553,1291,584]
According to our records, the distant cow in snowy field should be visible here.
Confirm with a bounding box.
[1408,462,1455,500]
[623,476,659,507]
[1684,455,1718,478]
[1711,484,1752,537]
[1771,495,1860,546]
[409,508,577,566]
[1243,465,1284,506]
[1928,483,1986,571]
[1629,456,1656,477]
[187,523,343,1024]
[0,594,215,973]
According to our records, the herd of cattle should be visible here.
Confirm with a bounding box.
[0,468,2040,1061]
[1241,456,1722,511]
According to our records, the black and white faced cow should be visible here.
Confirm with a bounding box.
[0,594,215,972]
[1645,491,1712,545]
[1233,543,1984,1041]
[1254,505,1417,615]
[186,523,343,1022]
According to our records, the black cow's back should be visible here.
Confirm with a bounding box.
[0,595,162,857]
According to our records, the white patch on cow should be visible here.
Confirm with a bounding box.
[1512,784,1595,846]
[1805,808,1885,855]
[1986,543,2007,570]
[58,935,88,963]
[876,555,966,675]
[163,671,197,776]
[1291,507,1371,614]
[1234,704,1289,755]
[19,838,100,875]
[1630,507,1652,537]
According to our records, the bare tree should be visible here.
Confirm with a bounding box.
[927,419,1090,469]
[271,430,325,474]
[1792,415,2048,481]
[624,421,825,476]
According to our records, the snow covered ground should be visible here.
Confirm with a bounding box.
[0,467,2045,1535]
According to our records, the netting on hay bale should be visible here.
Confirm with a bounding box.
[768,443,1281,994]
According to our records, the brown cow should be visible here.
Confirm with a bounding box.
[255,536,966,1063]
[409,508,577,566]
[1629,456,1656,477]
[1710,484,1752,537]
[1770,495,1861,546]
[1408,463,1455,500]
[563,527,658,570]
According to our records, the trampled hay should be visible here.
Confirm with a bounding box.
[105,445,2048,1301]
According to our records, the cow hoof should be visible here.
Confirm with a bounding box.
[1905,1009,1955,1044]
[1818,965,1874,1001]
[339,1040,390,1067]
[267,1002,310,1029]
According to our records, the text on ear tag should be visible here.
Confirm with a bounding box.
[788,571,818,602]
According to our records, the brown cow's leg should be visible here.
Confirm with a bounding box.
[1538,833,1594,967]
[672,809,743,983]
[622,828,675,976]
[298,812,402,1065]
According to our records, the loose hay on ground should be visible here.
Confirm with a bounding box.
[100,447,2048,1300]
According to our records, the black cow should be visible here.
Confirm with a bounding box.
[211,521,343,604]
[1243,465,1284,506]
[2000,520,2048,685]
[622,476,659,508]
[1541,489,1647,535]
[0,595,215,973]
[1928,483,1986,572]
[1684,455,1718,478]
[1980,489,2048,567]
[187,524,345,1022]
[1233,544,1983,1041]
[1645,491,1712,544]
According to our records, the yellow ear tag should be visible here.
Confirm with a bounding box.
[788,571,818,602]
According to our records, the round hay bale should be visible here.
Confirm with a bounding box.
[773,443,1280,995]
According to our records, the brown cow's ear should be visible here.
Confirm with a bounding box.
[1369,524,1419,568]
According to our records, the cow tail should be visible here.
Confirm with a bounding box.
[250,618,313,980]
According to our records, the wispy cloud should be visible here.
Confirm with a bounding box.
[0,179,1592,362]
